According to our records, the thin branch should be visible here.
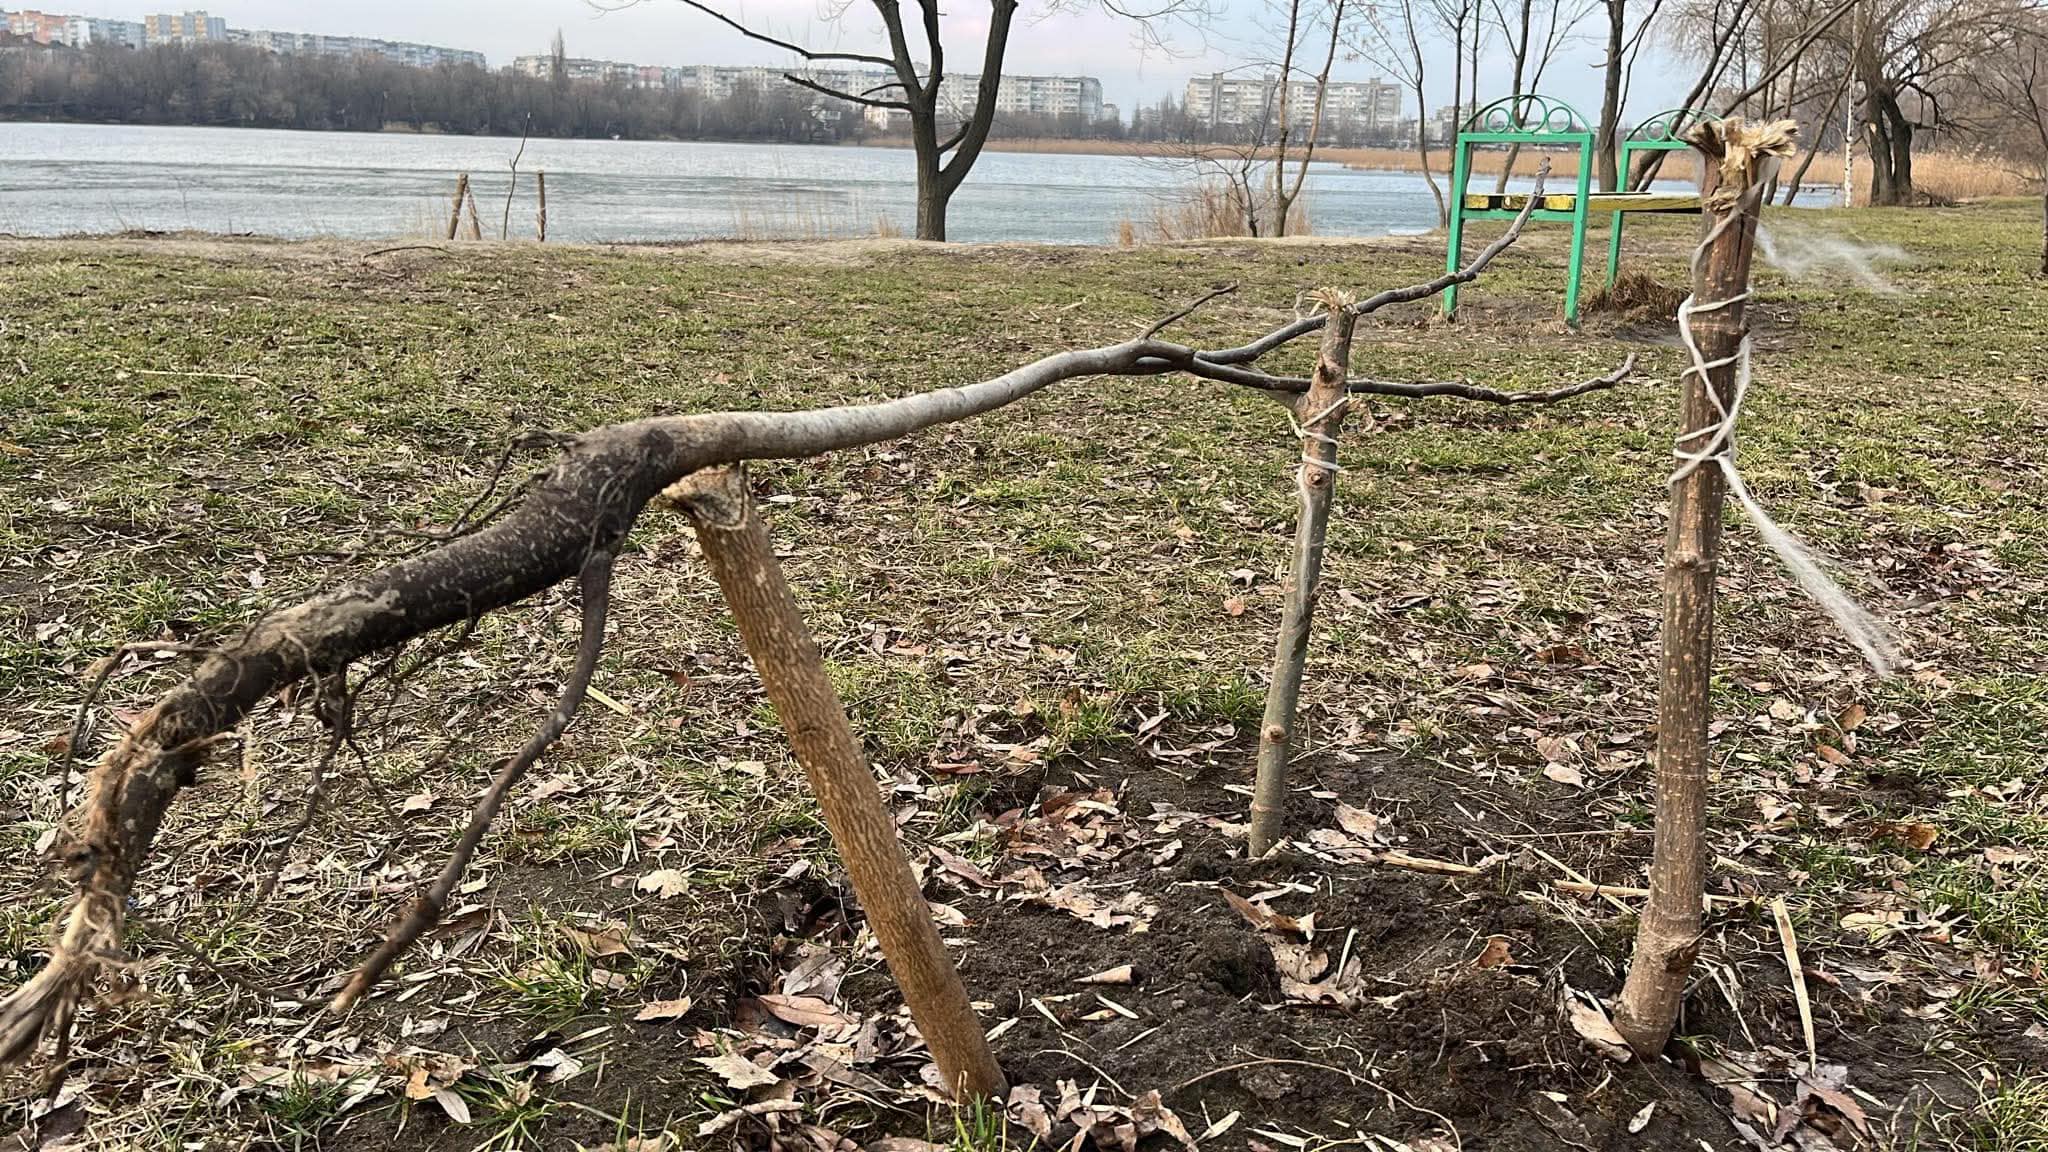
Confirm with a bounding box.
[501,114,531,242]
[1346,354,1637,401]
[1200,162,1551,365]
[1141,282,1239,338]
[783,73,912,111]
[329,548,614,1012]
[1133,349,1637,402]
[674,0,897,67]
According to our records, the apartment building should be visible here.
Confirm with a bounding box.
[509,56,1109,123]
[143,10,225,44]
[1,7,480,65]
[2,8,69,41]
[230,27,484,69]
[1185,72,1402,135]
[936,72,1104,119]
[64,14,143,47]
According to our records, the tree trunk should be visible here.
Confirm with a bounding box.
[1597,0,1627,192]
[1613,121,1778,1058]
[911,103,949,241]
[1414,76,1446,229]
[1864,85,1916,206]
[1494,0,1535,194]
[2039,185,2046,275]
[673,467,1005,1101]
[1269,0,1304,238]
[1247,300,1361,857]
[915,170,950,241]
[1780,67,1852,206]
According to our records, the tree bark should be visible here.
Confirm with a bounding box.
[1613,120,1781,1058]
[1597,0,1627,192]
[1247,299,1361,857]
[1268,0,1304,238]
[1780,66,1852,206]
[672,467,1005,1102]
[914,156,951,242]
[1494,0,1536,193]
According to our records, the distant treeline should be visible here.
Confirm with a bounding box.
[0,40,1142,143]
[0,41,859,140]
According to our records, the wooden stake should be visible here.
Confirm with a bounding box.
[463,186,484,241]
[535,171,547,242]
[670,467,1005,1102]
[1614,119,1787,1058]
[446,173,469,241]
[1247,295,1360,857]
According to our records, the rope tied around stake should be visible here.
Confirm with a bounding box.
[1290,395,1351,474]
[1672,201,1898,676]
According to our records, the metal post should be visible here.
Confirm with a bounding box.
[1443,139,1472,318]
[1607,140,1634,288]
[1564,137,1594,326]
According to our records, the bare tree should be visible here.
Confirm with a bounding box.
[1271,0,1350,236]
[1148,0,1346,238]
[1838,0,2032,204]
[1363,0,1447,224]
[1595,0,1666,190]
[1627,0,1854,189]
[672,0,1201,240]
[1488,0,1597,189]
[1967,13,2048,268]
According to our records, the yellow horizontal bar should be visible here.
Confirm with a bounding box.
[1462,192,1701,214]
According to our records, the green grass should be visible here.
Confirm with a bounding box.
[1,200,2045,1145]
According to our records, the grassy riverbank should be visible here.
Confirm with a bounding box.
[875,135,2037,203]
[2,201,2045,1149]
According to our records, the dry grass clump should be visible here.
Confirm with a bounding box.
[1117,181,1312,243]
[1582,269,1688,320]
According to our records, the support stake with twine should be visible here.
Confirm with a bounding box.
[1615,117,1895,1059]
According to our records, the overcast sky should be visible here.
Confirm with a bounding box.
[80,0,1694,124]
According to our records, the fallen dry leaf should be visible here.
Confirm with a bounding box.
[1223,595,1247,617]
[696,1099,803,1138]
[432,1087,470,1124]
[1876,821,1939,852]
[1543,762,1585,788]
[561,922,632,958]
[1333,802,1382,843]
[1223,890,1311,938]
[636,868,691,899]
[1075,964,1135,985]
[1007,1084,1053,1142]
[1628,1102,1655,1134]
[696,1051,780,1090]
[756,993,849,1030]
[634,997,694,1021]
[1474,936,1514,969]
[1564,990,1632,1063]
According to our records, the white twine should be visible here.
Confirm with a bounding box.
[1292,396,1350,474]
[1672,208,1897,676]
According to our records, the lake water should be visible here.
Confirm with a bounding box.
[0,122,1820,245]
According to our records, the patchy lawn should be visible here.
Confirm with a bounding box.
[1,199,2045,1151]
